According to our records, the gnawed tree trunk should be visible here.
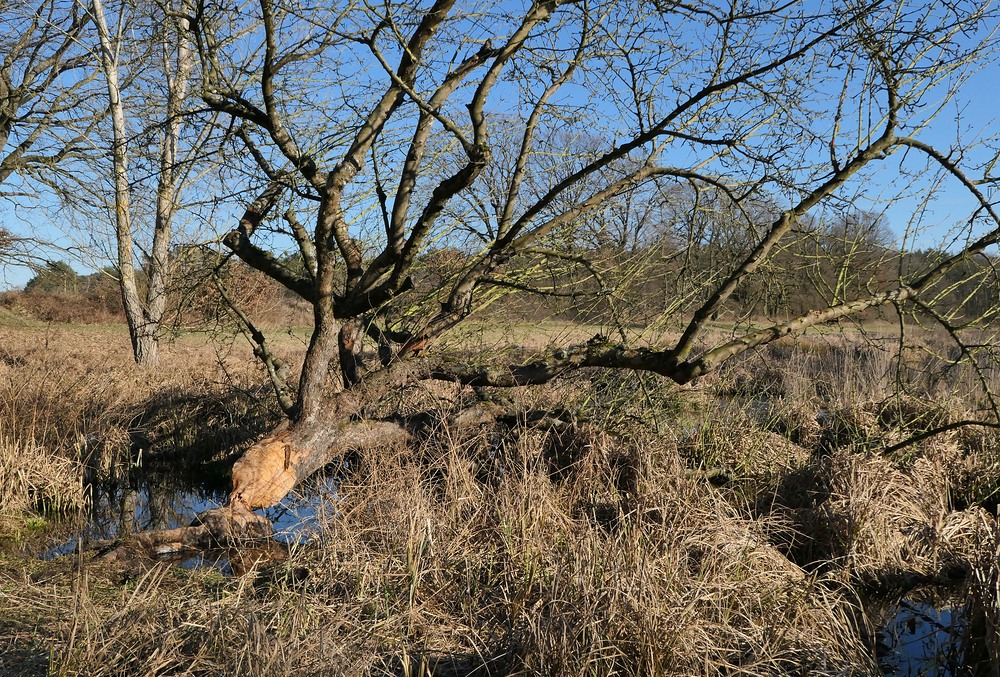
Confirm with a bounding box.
[100,0,1000,566]
[230,414,411,509]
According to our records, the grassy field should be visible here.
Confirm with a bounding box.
[1,317,999,675]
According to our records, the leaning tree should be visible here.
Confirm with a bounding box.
[128,0,1000,544]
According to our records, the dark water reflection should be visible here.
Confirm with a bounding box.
[46,469,339,568]
[875,589,992,676]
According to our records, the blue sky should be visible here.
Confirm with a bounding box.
[2,0,998,291]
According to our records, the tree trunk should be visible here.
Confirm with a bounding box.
[91,0,194,368]
[92,0,158,367]
[230,415,411,509]
[145,0,195,353]
[133,327,160,367]
[100,394,410,562]
[100,504,275,563]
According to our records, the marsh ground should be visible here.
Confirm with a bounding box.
[1,315,999,676]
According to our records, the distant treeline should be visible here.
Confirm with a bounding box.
[4,226,996,331]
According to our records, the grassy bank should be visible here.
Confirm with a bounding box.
[1,321,999,675]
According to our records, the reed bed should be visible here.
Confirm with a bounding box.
[1,322,998,674]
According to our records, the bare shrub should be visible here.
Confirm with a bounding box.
[0,290,123,325]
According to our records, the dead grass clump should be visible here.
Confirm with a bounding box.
[38,419,879,675]
[293,428,872,674]
[965,513,1000,668]
[363,378,463,421]
[954,423,1000,456]
[714,363,787,399]
[764,448,966,588]
[0,342,139,455]
[817,404,881,451]
[130,384,280,467]
[713,338,899,407]
[44,563,366,677]
[898,429,1000,516]
[767,398,823,448]
[680,404,812,505]
[874,395,952,434]
[0,325,286,479]
[0,436,85,517]
[583,369,684,432]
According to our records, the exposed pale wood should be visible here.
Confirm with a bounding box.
[230,416,411,509]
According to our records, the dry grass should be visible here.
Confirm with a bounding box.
[966,516,1000,672]
[0,323,288,545]
[0,436,85,517]
[21,428,876,676]
[0,322,287,442]
[2,320,1000,674]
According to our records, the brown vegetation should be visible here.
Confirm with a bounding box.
[0,290,123,325]
[3,1,1000,672]
[1,321,998,674]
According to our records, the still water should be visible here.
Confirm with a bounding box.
[46,469,339,571]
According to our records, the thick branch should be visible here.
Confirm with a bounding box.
[222,181,315,301]
[679,286,916,380]
[283,208,317,281]
[354,43,500,292]
[328,0,457,189]
[422,340,673,386]
[671,126,899,363]
[420,285,923,387]
[259,0,322,188]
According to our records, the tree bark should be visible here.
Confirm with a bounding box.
[100,504,275,563]
[91,0,194,368]
[145,0,196,356]
[91,0,157,366]
[133,329,160,367]
[230,416,411,509]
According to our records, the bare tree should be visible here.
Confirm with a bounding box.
[0,1,103,199]
[0,227,15,270]
[118,0,1000,544]
[87,0,199,366]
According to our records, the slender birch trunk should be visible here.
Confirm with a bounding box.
[91,0,194,367]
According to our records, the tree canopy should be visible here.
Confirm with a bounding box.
[3,0,1000,527]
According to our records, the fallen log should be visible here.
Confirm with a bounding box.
[99,503,274,563]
